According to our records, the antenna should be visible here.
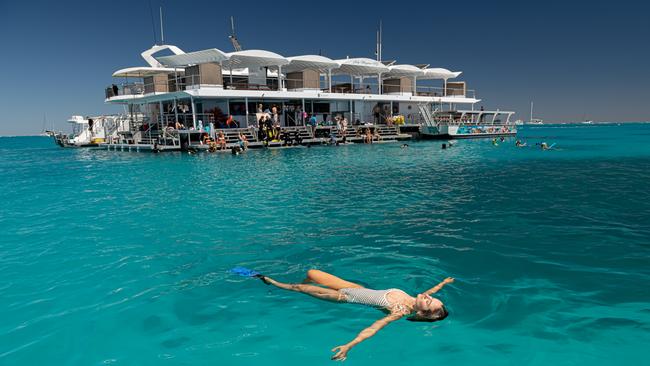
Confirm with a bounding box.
[379,19,384,61]
[229,16,242,51]
[160,7,165,44]
[375,20,383,61]
[148,0,158,45]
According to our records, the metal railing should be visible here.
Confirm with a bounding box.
[106,75,476,99]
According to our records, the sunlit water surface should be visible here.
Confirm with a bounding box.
[1,124,649,365]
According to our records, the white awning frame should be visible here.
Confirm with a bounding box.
[156,48,229,67]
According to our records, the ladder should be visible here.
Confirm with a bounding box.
[417,103,437,128]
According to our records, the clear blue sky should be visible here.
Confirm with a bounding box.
[0,0,648,135]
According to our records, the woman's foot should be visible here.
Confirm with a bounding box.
[254,274,271,285]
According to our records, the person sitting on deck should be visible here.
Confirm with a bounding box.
[175,121,183,130]
[208,141,218,153]
[238,132,249,150]
[217,131,227,150]
[364,128,373,144]
[202,133,211,145]
[373,128,382,142]
[252,269,453,361]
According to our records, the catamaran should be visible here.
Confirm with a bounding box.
[99,40,517,151]
[55,16,517,151]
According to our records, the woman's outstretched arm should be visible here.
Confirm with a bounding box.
[423,277,454,296]
[331,313,403,361]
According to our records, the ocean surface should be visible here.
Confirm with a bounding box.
[1,124,649,365]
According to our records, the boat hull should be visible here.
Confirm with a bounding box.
[420,124,517,139]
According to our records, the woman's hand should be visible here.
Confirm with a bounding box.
[443,277,455,284]
[331,345,350,361]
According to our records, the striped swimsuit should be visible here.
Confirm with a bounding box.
[340,288,408,311]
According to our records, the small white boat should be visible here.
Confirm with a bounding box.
[50,115,124,147]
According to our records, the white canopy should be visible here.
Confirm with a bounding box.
[421,68,462,80]
[332,58,390,75]
[224,49,289,69]
[384,64,425,78]
[112,66,179,78]
[284,55,340,73]
[156,48,229,67]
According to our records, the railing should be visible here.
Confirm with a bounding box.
[106,83,145,98]
[106,75,476,100]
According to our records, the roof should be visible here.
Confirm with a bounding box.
[384,64,425,78]
[332,58,390,76]
[284,55,340,73]
[112,66,180,78]
[420,68,462,80]
[156,48,229,67]
[224,49,289,69]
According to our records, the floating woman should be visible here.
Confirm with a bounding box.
[253,269,454,361]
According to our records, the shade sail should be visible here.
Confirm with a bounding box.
[156,48,229,67]
[112,66,180,78]
[383,64,425,78]
[332,58,390,75]
[224,49,289,69]
[284,55,340,73]
[420,68,462,80]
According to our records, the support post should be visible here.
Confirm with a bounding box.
[377,73,383,94]
[349,99,353,122]
[191,96,197,130]
[245,96,249,127]
[301,98,306,126]
[328,69,332,92]
[173,98,179,126]
[159,101,164,127]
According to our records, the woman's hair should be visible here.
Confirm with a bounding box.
[407,305,449,323]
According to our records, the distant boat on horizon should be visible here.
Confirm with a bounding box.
[528,102,543,124]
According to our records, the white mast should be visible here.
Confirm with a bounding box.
[229,16,242,51]
[159,7,164,44]
[375,20,383,61]
[530,101,534,123]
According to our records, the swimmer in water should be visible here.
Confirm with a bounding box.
[255,269,454,361]
[401,144,409,148]
[515,140,527,147]
[540,142,549,150]
[492,138,499,146]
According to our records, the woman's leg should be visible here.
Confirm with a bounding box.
[303,269,363,290]
[265,277,342,302]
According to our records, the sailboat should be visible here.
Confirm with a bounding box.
[528,102,543,124]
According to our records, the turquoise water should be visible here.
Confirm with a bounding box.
[1,124,649,365]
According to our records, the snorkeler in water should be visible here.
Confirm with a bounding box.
[515,140,527,147]
[255,269,454,361]
[492,138,499,146]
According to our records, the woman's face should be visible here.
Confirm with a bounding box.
[415,293,443,312]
